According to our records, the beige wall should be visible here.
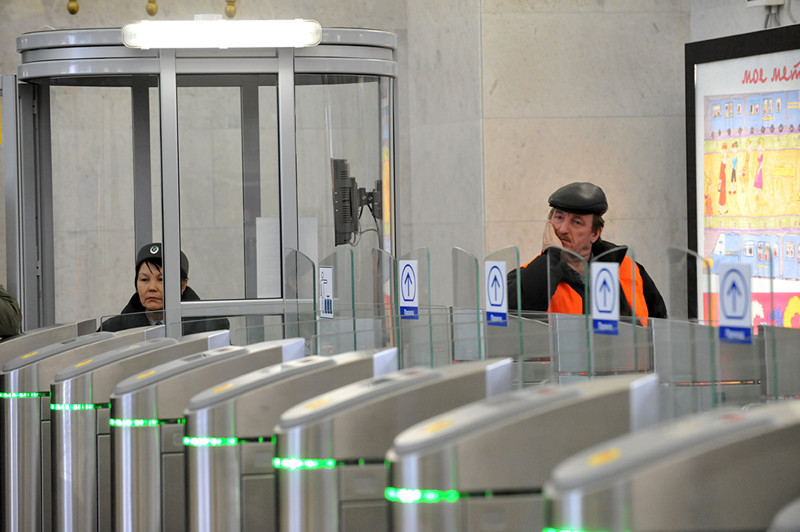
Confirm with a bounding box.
[482,1,690,312]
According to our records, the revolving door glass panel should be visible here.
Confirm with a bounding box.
[176,75,280,301]
[50,82,161,324]
[295,74,393,313]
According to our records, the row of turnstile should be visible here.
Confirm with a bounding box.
[2,318,800,531]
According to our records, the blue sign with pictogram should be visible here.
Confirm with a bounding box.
[485,261,507,327]
[399,260,419,320]
[591,262,619,335]
[718,264,752,344]
[319,266,333,319]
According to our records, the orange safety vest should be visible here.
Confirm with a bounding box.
[548,256,649,325]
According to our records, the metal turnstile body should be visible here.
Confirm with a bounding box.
[769,496,800,532]
[0,319,96,368]
[274,358,514,532]
[184,347,398,532]
[51,330,230,532]
[1,326,163,532]
[110,337,304,532]
[544,401,800,531]
[386,374,660,532]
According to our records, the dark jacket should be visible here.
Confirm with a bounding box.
[0,285,22,338]
[507,239,668,320]
[99,286,230,335]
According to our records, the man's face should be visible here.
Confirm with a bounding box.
[549,209,600,260]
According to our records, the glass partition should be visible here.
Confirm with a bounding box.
[396,248,433,368]
[658,247,764,419]
[295,74,391,310]
[762,324,800,400]
[592,245,652,376]
[452,247,482,362]
[283,248,317,354]
[545,247,591,383]
[50,84,157,324]
[367,248,398,356]
[317,248,357,355]
[484,246,526,386]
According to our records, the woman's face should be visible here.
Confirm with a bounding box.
[136,262,188,311]
[137,262,165,311]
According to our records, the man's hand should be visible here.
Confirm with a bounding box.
[541,221,562,252]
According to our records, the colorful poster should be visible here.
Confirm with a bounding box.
[696,50,800,327]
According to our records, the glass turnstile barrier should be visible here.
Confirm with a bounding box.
[762,324,800,400]
[661,247,765,419]
[452,247,482,363]
[396,248,433,368]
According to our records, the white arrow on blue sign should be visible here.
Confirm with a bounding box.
[591,262,619,335]
[485,261,507,327]
[399,260,419,320]
[718,264,752,344]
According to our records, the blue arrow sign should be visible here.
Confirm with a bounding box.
[485,261,507,327]
[591,263,619,335]
[719,265,751,344]
[399,260,419,320]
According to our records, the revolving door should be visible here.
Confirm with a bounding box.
[4,26,396,335]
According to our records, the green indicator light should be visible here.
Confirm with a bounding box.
[272,457,337,470]
[0,391,50,399]
[384,487,460,504]
[182,436,239,447]
[542,528,617,532]
[50,403,110,411]
[109,418,160,428]
[109,418,184,428]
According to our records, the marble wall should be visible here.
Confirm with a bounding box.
[482,1,691,314]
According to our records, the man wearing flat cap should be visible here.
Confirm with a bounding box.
[508,182,667,320]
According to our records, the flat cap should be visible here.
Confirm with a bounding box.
[548,182,608,215]
[136,242,189,280]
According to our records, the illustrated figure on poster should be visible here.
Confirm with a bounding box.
[704,178,714,216]
[741,139,752,187]
[718,142,728,211]
[754,137,764,198]
[730,141,739,195]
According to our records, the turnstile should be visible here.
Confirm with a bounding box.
[551,314,653,383]
[274,357,514,532]
[51,330,230,532]
[0,319,96,367]
[386,373,659,532]
[1,325,163,532]
[184,347,398,532]
[769,496,800,532]
[543,401,800,531]
[110,337,304,532]
[652,319,763,417]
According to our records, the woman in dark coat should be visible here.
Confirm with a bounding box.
[99,243,229,335]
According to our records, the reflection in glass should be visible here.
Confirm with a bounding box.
[295,74,390,309]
